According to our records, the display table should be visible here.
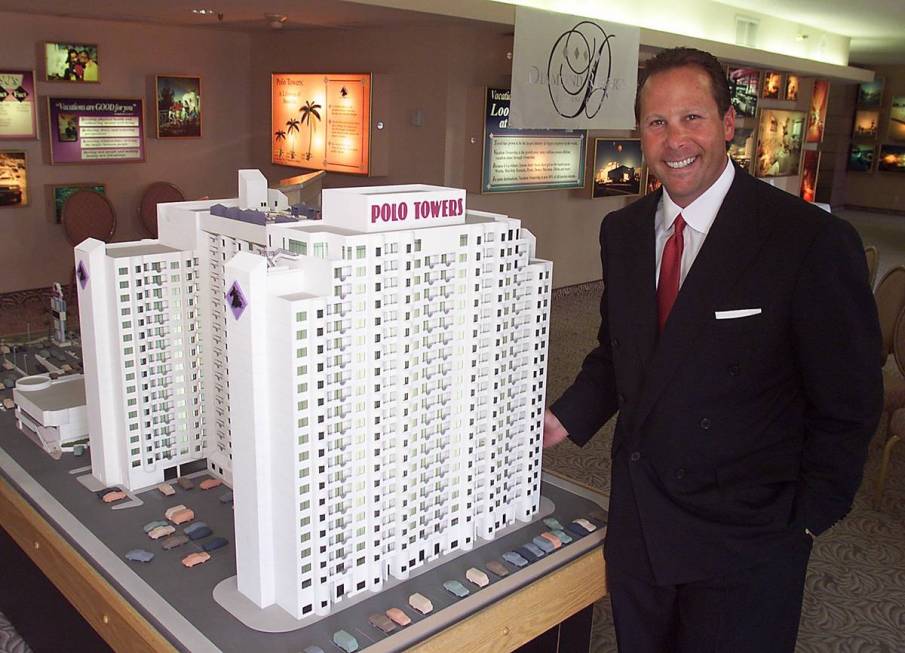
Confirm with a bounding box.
[0,412,607,653]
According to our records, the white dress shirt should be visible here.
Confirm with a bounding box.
[655,156,735,288]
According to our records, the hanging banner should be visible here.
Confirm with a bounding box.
[509,6,639,130]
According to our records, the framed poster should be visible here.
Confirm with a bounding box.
[762,71,783,99]
[785,75,800,102]
[888,96,905,143]
[847,144,875,172]
[754,109,805,178]
[272,73,371,175]
[878,145,905,173]
[806,80,829,144]
[0,151,28,207]
[591,139,642,198]
[44,42,99,82]
[857,78,884,107]
[728,67,759,118]
[50,183,105,223]
[156,75,201,138]
[481,88,586,193]
[728,126,755,173]
[799,150,820,202]
[47,97,145,164]
[853,110,880,139]
[0,70,37,139]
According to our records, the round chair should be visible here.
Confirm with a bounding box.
[139,182,185,237]
[61,189,117,308]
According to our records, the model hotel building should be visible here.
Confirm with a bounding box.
[75,171,552,617]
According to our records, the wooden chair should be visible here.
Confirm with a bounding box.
[864,245,879,289]
[138,182,185,238]
[61,189,117,308]
[875,303,905,508]
[874,265,905,367]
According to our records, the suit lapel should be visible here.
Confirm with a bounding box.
[630,170,771,432]
[621,193,659,373]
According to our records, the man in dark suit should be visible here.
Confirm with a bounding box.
[544,47,882,652]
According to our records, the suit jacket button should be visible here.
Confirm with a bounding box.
[630,451,641,462]
[612,338,620,349]
[674,468,686,479]
[728,363,740,376]
[700,418,712,430]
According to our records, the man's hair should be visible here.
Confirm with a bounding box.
[634,47,731,122]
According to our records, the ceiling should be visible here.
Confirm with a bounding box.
[1,0,902,64]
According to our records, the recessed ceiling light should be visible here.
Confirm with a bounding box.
[192,9,216,15]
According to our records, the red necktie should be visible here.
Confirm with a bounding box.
[657,214,685,332]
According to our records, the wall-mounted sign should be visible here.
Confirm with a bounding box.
[272,73,371,175]
[0,70,37,139]
[482,88,586,194]
[47,97,145,164]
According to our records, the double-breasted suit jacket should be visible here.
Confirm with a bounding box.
[552,168,883,585]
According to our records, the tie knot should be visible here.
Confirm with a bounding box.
[673,214,685,235]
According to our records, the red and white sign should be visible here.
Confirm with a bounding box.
[322,184,467,233]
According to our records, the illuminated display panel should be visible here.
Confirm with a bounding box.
[271,73,371,175]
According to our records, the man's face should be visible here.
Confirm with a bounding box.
[639,66,735,208]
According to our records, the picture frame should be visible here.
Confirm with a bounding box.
[853,110,880,140]
[0,150,28,207]
[762,71,783,100]
[754,109,806,178]
[888,96,905,143]
[0,70,38,139]
[49,183,106,223]
[857,78,884,108]
[847,144,875,172]
[591,138,642,199]
[806,80,830,144]
[728,126,755,173]
[643,167,662,196]
[878,145,905,173]
[44,42,99,82]
[799,150,820,202]
[785,75,800,102]
[155,75,202,138]
[728,67,759,118]
[47,97,145,165]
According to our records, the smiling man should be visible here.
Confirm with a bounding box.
[544,48,882,652]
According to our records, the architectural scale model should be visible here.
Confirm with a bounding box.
[74,171,552,618]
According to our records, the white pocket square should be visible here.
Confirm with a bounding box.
[715,308,762,320]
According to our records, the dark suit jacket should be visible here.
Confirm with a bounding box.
[551,168,883,586]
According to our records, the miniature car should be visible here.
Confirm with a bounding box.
[201,536,228,552]
[186,525,212,541]
[1,398,14,410]
[368,612,397,634]
[408,592,433,615]
[520,543,545,559]
[148,525,176,540]
[485,560,510,577]
[102,490,127,503]
[164,504,187,521]
[543,517,564,531]
[218,490,234,504]
[465,567,490,588]
[199,478,222,490]
[157,483,175,496]
[551,529,573,544]
[73,444,86,457]
[302,647,325,653]
[168,508,195,525]
[532,535,556,553]
[143,520,169,533]
[586,510,609,527]
[540,532,562,549]
[574,517,597,532]
[160,534,189,551]
[502,551,528,568]
[95,486,120,500]
[565,522,590,538]
[125,548,154,563]
[181,551,210,568]
[332,629,359,653]
[385,607,411,626]
[443,580,470,598]
[177,476,195,490]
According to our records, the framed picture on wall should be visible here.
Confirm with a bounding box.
[0,70,38,139]
[762,71,783,100]
[728,67,759,117]
[878,145,905,172]
[44,42,99,82]
[754,108,805,178]
[888,96,905,143]
[806,80,830,144]
[49,183,106,223]
[785,75,800,102]
[853,110,880,139]
[847,144,875,172]
[47,97,145,164]
[0,150,28,207]
[857,78,884,107]
[643,168,662,196]
[799,150,820,202]
[728,126,755,173]
[591,138,642,198]
[156,75,202,138]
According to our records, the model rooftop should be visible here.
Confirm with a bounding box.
[106,243,183,258]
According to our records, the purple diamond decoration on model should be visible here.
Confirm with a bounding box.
[76,261,89,289]
[226,281,248,320]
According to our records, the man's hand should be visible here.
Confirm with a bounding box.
[543,409,570,448]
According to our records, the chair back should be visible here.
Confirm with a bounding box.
[864,246,879,289]
[139,182,185,238]
[875,265,905,366]
[61,189,117,245]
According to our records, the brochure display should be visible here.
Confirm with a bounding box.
[47,97,145,164]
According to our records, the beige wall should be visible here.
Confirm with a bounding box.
[0,12,254,294]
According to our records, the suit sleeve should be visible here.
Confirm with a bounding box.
[550,216,620,446]
[792,217,883,535]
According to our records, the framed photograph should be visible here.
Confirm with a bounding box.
[47,97,145,164]
[806,80,830,144]
[728,67,759,118]
[728,126,755,173]
[0,70,38,139]
[878,145,905,173]
[762,71,783,100]
[755,109,805,178]
[888,96,905,143]
[44,42,99,82]
[591,138,642,198]
[853,110,880,139]
[156,75,202,138]
[785,75,800,102]
[857,78,884,107]
[643,168,662,196]
[50,183,106,223]
[799,150,820,202]
[847,144,875,172]
[0,151,28,207]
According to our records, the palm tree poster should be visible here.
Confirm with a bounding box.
[271,73,371,175]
